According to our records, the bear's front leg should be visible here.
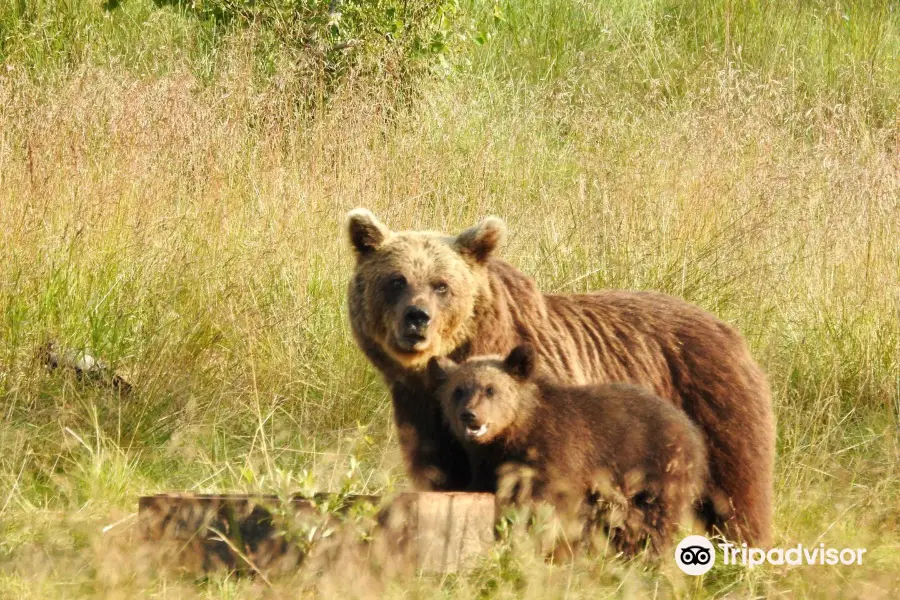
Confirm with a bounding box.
[391,381,471,491]
[466,459,498,493]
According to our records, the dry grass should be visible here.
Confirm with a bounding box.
[1,0,898,597]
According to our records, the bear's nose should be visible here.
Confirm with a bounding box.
[459,410,477,426]
[403,305,431,330]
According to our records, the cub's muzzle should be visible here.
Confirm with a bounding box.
[458,408,489,441]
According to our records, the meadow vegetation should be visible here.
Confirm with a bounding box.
[0,0,898,597]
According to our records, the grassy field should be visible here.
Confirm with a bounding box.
[1,0,898,597]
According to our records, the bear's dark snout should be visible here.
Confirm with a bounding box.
[459,409,477,426]
[402,305,431,334]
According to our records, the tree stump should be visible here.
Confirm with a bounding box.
[138,492,496,575]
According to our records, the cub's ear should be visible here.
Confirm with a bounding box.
[503,344,535,379]
[427,356,456,384]
[346,209,391,257]
[454,216,506,263]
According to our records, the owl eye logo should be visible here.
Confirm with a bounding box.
[680,546,712,565]
[675,535,716,575]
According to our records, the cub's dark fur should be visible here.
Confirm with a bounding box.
[430,346,708,555]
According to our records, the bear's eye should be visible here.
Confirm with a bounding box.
[387,275,407,291]
[485,385,495,397]
[452,387,464,402]
[433,281,449,295]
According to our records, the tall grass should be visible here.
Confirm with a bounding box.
[0,0,898,596]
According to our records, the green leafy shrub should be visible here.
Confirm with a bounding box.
[173,0,461,100]
[0,0,461,105]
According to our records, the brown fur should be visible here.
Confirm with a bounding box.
[345,209,775,546]
[429,346,708,556]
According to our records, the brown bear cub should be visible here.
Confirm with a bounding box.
[429,345,708,557]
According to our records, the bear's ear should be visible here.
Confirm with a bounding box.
[454,216,506,263]
[427,356,456,384]
[503,344,535,379]
[346,209,391,258]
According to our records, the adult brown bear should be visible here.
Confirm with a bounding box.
[344,209,775,545]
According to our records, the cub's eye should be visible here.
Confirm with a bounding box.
[485,385,495,397]
[433,282,449,295]
[452,388,464,402]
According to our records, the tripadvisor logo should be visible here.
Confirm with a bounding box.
[675,535,868,575]
[675,535,715,575]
